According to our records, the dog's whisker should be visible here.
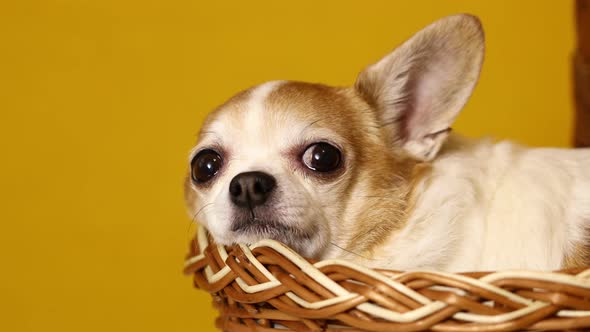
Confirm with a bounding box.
[298,117,331,137]
[191,202,214,225]
[359,195,389,199]
[187,203,215,250]
[329,242,384,261]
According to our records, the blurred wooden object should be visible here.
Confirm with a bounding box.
[575,0,590,147]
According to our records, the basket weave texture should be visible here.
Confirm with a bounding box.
[184,226,590,332]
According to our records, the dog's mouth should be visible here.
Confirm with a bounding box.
[232,217,291,234]
[230,217,314,252]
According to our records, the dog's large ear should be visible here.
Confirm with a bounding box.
[355,14,484,161]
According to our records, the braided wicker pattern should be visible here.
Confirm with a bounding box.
[184,226,590,331]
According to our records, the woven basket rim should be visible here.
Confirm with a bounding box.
[185,225,590,332]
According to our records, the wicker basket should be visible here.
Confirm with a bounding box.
[184,226,590,331]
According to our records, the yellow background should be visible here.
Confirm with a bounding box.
[0,1,574,331]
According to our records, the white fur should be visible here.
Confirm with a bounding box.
[366,135,590,271]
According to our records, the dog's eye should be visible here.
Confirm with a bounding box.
[302,142,341,172]
[191,149,223,183]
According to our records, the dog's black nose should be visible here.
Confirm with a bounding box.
[229,171,276,208]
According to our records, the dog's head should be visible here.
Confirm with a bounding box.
[184,15,484,258]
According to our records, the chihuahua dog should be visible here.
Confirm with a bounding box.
[185,14,590,271]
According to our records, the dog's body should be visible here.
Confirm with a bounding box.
[350,135,590,271]
[185,15,590,271]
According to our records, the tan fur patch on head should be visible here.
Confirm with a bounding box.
[264,81,379,143]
